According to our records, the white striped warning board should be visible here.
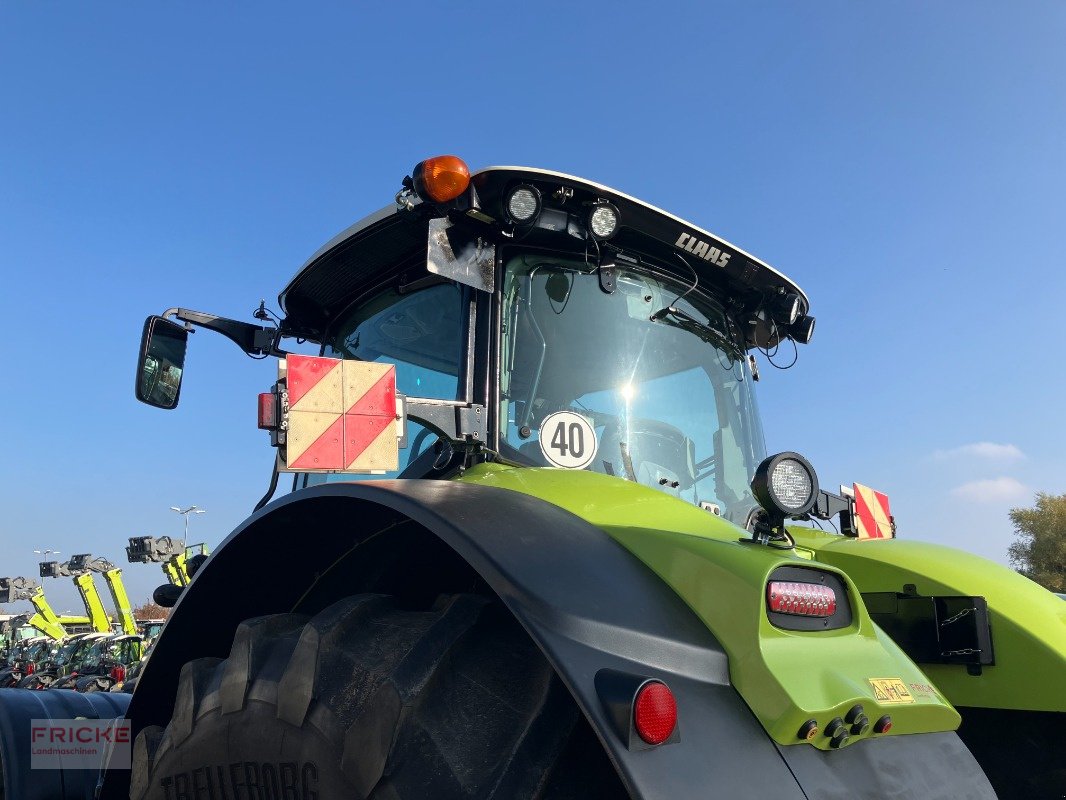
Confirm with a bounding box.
[853,483,894,539]
[281,355,398,473]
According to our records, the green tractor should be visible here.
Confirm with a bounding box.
[2,156,1064,799]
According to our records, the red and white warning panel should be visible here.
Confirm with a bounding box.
[280,355,399,473]
[852,483,895,539]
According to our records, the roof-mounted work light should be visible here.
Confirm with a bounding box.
[587,200,620,240]
[772,292,802,326]
[505,184,542,225]
[791,314,816,344]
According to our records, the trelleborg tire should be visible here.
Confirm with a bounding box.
[131,593,628,799]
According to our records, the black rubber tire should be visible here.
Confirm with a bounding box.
[131,594,628,800]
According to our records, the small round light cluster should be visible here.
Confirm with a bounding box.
[767,581,837,617]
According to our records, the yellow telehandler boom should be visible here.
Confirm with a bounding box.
[0,577,67,640]
[40,558,112,633]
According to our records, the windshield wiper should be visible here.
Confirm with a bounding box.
[649,306,739,357]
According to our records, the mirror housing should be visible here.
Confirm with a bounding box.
[153,583,184,608]
[136,316,189,409]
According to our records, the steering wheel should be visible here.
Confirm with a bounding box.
[593,417,697,491]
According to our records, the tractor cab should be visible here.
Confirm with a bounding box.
[137,157,815,530]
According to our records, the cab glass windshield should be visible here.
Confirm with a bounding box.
[500,252,766,525]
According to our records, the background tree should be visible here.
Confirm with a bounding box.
[130,599,171,619]
[1008,492,1066,592]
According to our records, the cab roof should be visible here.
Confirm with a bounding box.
[280,165,808,340]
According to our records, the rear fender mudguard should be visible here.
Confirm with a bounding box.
[105,480,994,799]
[116,480,805,799]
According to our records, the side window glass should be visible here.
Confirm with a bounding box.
[325,282,464,400]
[305,282,465,485]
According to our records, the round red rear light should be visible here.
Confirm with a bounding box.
[634,681,677,745]
[110,665,126,683]
[412,155,471,203]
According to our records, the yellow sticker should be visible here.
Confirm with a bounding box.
[869,678,915,704]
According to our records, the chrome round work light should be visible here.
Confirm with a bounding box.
[505,185,541,224]
[587,200,620,240]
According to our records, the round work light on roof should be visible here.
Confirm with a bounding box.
[751,452,819,520]
[505,184,541,224]
[773,292,802,326]
[587,200,620,240]
[791,314,816,344]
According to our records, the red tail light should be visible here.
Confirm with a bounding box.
[110,665,126,683]
[633,681,678,745]
[25,662,35,675]
[258,392,276,430]
[767,581,837,617]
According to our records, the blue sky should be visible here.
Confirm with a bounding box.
[2,2,1064,612]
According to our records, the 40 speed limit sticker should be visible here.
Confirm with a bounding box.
[539,411,598,470]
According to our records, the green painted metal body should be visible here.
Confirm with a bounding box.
[788,526,1066,713]
[459,464,960,749]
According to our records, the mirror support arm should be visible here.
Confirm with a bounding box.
[163,307,277,356]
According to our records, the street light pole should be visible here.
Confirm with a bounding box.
[170,506,206,540]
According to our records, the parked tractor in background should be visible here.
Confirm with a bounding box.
[1,156,1063,799]
[17,631,113,690]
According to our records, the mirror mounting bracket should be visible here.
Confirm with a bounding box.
[162,307,283,356]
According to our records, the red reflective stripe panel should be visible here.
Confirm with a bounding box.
[287,355,343,409]
[288,414,345,470]
[344,415,394,468]
[853,483,893,539]
[345,368,396,417]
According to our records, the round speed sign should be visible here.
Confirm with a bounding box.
[538,412,598,470]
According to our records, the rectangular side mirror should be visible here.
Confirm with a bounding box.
[136,316,189,409]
